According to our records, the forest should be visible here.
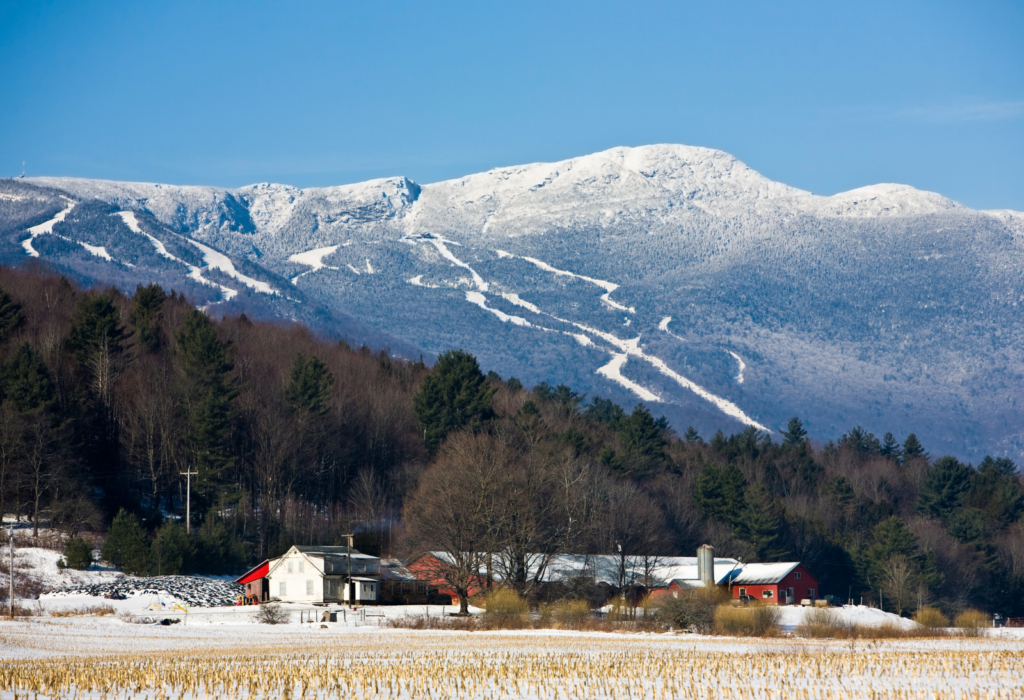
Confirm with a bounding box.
[0,264,1022,618]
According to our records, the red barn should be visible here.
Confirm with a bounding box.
[235,560,270,603]
[728,563,819,604]
[406,552,488,603]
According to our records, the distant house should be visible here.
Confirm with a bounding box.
[266,545,380,604]
[380,558,451,604]
[727,563,819,604]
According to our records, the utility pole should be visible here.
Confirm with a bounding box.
[180,468,198,535]
[8,526,13,620]
[344,533,354,605]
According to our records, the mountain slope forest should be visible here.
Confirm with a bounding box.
[1,266,1022,617]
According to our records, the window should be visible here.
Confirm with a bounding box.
[795,571,801,580]
[762,590,773,599]
[299,561,305,573]
[287,561,293,574]
[306,580,314,595]
[279,582,287,596]
[809,588,816,598]
[738,588,746,597]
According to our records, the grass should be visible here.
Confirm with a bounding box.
[714,603,782,637]
[913,606,949,629]
[48,604,116,618]
[954,609,989,637]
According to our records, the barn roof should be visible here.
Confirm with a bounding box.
[729,563,801,585]
[235,560,270,584]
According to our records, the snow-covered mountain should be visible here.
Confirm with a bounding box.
[3,144,1022,461]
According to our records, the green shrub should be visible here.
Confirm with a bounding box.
[62,537,94,570]
[150,522,193,575]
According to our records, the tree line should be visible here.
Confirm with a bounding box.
[1,265,1022,619]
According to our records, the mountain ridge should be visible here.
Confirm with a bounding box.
[5,143,1023,462]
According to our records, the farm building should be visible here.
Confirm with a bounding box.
[234,560,271,602]
[266,545,381,604]
[380,558,451,604]
[728,562,819,604]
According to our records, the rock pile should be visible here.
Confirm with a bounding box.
[50,576,243,608]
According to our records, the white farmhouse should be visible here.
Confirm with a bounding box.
[266,545,380,604]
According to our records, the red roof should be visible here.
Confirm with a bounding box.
[235,560,269,584]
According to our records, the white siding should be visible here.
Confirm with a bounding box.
[268,552,324,603]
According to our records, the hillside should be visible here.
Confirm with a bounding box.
[2,143,1022,460]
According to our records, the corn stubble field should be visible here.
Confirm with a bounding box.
[2,621,1023,700]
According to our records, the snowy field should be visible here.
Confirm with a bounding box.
[1,618,1024,699]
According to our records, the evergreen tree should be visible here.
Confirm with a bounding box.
[61,537,94,570]
[129,283,167,353]
[0,287,24,341]
[285,354,334,416]
[101,509,151,575]
[175,310,236,505]
[840,426,881,454]
[4,343,55,413]
[150,521,193,575]
[738,482,785,560]
[782,417,807,446]
[902,433,927,461]
[916,456,972,520]
[66,290,127,363]
[879,432,903,462]
[617,403,667,476]
[583,397,626,428]
[967,457,1024,529]
[684,426,701,444]
[412,349,495,453]
[693,463,747,524]
[866,516,918,566]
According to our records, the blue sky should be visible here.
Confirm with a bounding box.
[1,0,1022,209]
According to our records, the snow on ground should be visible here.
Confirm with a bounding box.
[288,244,340,284]
[496,249,635,313]
[115,211,238,303]
[188,239,278,295]
[424,236,488,291]
[21,200,75,256]
[776,604,918,631]
[465,291,532,327]
[597,352,661,402]
[728,350,746,384]
[0,547,120,594]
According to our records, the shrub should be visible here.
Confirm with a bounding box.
[953,609,989,637]
[61,537,94,571]
[150,522,192,575]
[797,607,849,638]
[913,606,949,629]
[256,602,288,625]
[714,603,781,637]
[655,591,717,633]
[548,599,591,629]
[482,588,529,627]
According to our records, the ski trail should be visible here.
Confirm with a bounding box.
[80,243,113,261]
[495,249,634,313]
[115,211,237,303]
[597,353,661,402]
[288,245,340,284]
[188,239,278,296]
[22,200,75,256]
[729,351,746,384]
[465,292,533,327]
[427,237,487,291]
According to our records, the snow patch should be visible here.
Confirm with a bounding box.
[288,245,340,284]
[500,292,542,315]
[365,258,374,274]
[597,353,661,402]
[80,242,113,261]
[728,351,746,384]
[22,200,75,256]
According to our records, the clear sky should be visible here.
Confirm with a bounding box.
[1,0,1021,210]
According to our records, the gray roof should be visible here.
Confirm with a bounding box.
[293,545,377,559]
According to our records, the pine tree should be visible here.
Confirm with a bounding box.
[684,426,701,444]
[66,290,127,363]
[738,483,785,560]
[916,456,972,519]
[285,354,334,416]
[413,349,495,453]
[101,509,150,575]
[4,343,55,413]
[694,463,747,524]
[782,417,807,446]
[150,521,193,575]
[175,310,236,506]
[902,433,927,461]
[879,432,903,462]
[130,283,167,353]
[617,403,667,476]
[0,287,24,341]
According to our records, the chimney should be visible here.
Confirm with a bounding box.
[698,544,715,588]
